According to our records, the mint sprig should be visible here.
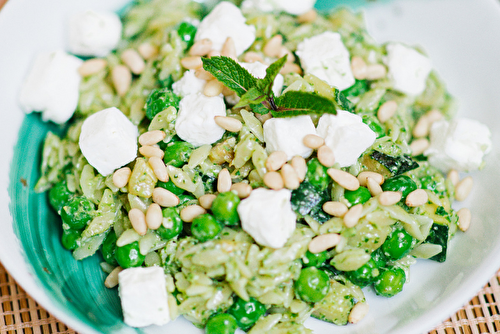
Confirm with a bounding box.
[202,55,346,117]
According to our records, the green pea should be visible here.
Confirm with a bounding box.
[345,258,380,288]
[211,192,240,226]
[373,267,406,297]
[101,232,118,265]
[157,179,185,196]
[344,186,371,206]
[163,142,194,167]
[49,181,74,213]
[178,194,197,207]
[305,158,330,191]
[205,313,238,334]
[362,115,385,138]
[382,227,414,260]
[115,241,145,269]
[177,21,197,50]
[61,229,81,250]
[227,297,266,331]
[145,88,180,120]
[295,267,330,303]
[157,208,183,240]
[61,196,94,230]
[381,175,417,200]
[302,250,328,268]
[191,214,222,242]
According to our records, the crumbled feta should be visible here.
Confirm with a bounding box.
[18,50,82,124]
[316,110,376,167]
[79,107,138,176]
[241,0,316,15]
[296,32,355,91]
[424,118,492,172]
[385,43,432,96]
[118,267,170,328]
[175,92,226,147]
[237,188,296,249]
[172,70,207,98]
[263,115,317,160]
[240,61,284,96]
[68,10,122,57]
[195,2,256,56]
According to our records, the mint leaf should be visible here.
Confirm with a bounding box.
[334,88,354,112]
[273,91,338,117]
[251,103,270,115]
[235,87,267,108]
[256,55,287,96]
[202,56,257,96]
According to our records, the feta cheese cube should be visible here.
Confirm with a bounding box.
[237,188,296,248]
[424,118,492,172]
[68,10,122,57]
[296,32,355,91]
[240,61,284,96]
[385,43,432,96]
[316,111,376,167]
[263,115,317,160]
[172,70,207,98]
[175,92,226,147]
[242,0,316,15]
[19,50,82,124]
[118,267,170,328]
[195,2,256,56]
[79,107,138,176]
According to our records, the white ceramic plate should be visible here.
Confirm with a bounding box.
[1,0,499,333]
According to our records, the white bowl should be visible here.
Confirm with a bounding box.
[1,0,500,333]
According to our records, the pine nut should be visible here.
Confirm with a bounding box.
[281,63,302,75]
[139,130,166,146]
[351,56,367,80]
[222,86,235,96]
[199,194,217,209]
[344,204,363,228]
[377,100,398,123]
[221,37,237,60]
[138,42,158,60]
[243,51,264,63]
[195,68,214,81]
[367,177,383,196]
[357,172,384,187]
[447,169,459,186]
[425,109,443,124]
[317,145,335,167]
[365,64,387,80]
[266,151,288,172]
[278,46,295,63]
[455,176,473,201]
[112,167,132,188]
[256,112,272,124]
[378,191,402,206]
[308,233,341,253]
[112,65,132,97]
[264,171,284,190]
[208,50,221,58]
[181,56,203,69]
[214,116,242,132]
[218,168,232,193]
[323,201,348,217]
[349,302,369,324]
[121,49,145,75]
[281,164,300,190]
[405,189,428,207]
[303,134,325,149]
[129,208,147,236]
[152,187,180,207]
[457,207,472,232]
[263,35,283,58]
[146,203,163,230]
[410,138,430,156]
[104,266,123,289]
[413,116,430,138]
[327,168,360,191]
[204,79,224,97]
[180,205,206,222]
[78,58,107,77]
[231,182,252,198]
[189,38,213,56]
[297,9,318,23]
[139,145,164,159]
[291,156,307,182]
[148,156,168,182]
